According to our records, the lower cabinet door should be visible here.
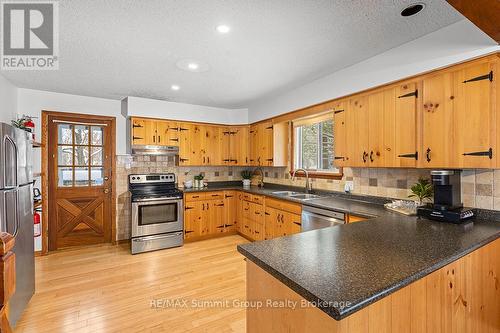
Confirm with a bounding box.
[253,222,264,241]
[184,201,204,239]
[286,212,302,235]
[208,199,226,234]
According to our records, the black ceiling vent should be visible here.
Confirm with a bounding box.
[401,3,425,17]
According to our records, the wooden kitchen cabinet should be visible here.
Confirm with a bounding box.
[333,101,348,167]
[208,199,226,234]
[346,96,369,167]
[250,122,288,167]
[156,120,180,146]
[421,72,455,168]
[184,201,204,239]
[392,82,419,167]
[222,126,250,165]
[367,90,385,167]
[224,191,238,232]
[453,62,495,168]
[178,123,193,165]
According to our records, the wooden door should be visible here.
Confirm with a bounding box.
[333,101,348,167]
[48,114,114,250]
[260,122,274,166]
[143,119,157,145]
[347,96,369,167]
[454,62,494,168]
[422,72,454,167]
[232,126,250,166]
[184,201,203,239]
[209,126,224,165]
[208,200,226,234]
[264,207,278,240]
[224,191,237,232]
[368,91,385,167]
[190,124,204,165]
[178,123,192,165]
[131,118,147,145]
[249,125,259,165]
[221,127,232,165]
[393,82,419,167]
[157,121,179,146]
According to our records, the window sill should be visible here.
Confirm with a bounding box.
[289,169,343,180]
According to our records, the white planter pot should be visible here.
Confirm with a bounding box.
[242,179,251,187]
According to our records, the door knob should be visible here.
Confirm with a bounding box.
[104,176,109,181]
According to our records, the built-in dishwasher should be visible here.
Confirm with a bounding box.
[301,205,346,231]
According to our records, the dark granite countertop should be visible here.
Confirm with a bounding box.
[183,181,500,321]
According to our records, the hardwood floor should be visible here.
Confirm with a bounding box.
[15,235,248,333]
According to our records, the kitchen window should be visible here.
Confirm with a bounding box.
[292,113,342,179]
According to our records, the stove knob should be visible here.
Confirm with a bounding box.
[132,177,136,180]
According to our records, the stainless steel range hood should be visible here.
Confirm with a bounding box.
[132,145,179,156]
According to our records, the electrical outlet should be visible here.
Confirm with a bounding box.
[344,181,354,193]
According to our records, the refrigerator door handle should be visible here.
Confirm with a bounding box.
[12,191,19,238]
[3,134,18,187]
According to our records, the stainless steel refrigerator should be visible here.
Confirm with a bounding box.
[0,123,35,327]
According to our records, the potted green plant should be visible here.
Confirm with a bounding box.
[241,170,253,187]
[193,173,204,188]
[408,177,433,205]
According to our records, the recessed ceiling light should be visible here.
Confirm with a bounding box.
[171,85,180,91]
[401,3,425,17]
[216,25,231,34]
[187,62,199,70]
[176,59,210,73]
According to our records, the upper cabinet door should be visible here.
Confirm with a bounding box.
[249,125,259,165]
[232,126,250,166]
[178,123,192,165]
[453,62,494,168]
[131,118,147,145]
[157,121,179,146]
[260,122,274,166]
[421,72,454,168]
[367,91,385,167]
[393,82,418,167]
[333,101,347,167]
[347,96,369,167]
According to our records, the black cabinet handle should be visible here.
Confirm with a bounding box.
[370,151,374,162]
[398,152,418,160]
[426,148,431,162]
[463,148,493,159]
[362,151,368,163]
[170,138,179,142]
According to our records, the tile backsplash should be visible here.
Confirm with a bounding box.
[115,155,500,240]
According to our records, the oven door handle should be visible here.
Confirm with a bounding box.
[132,232,183,242]
[132,199,183,206]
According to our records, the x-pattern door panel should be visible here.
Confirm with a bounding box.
[48,115,113,250]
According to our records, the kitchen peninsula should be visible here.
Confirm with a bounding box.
[238,196,500,332]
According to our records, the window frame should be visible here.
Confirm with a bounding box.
[290,113,343,180]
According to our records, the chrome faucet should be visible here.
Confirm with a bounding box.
[292,168,312,193]
[253,167,265,187]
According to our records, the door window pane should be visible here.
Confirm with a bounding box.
[91,126,104,145]
[74,125,89,145]
[91,167,104,186]
[57,124,73,144]
[74,146,89,166]
[74,167,89,186]
[91,147,103,166]
[58,167,73,187]
[58,146,73,166]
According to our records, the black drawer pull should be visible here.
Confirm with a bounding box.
[463,148,493,159]
[397,152,418,160]
[426,148,431,162]
[170,138,179,142]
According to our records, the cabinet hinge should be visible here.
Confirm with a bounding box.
[266,126,273,130]
[132,136,143,140]
[132,124,143,128]
[334,156,345,160]
[333,109,345,114]
[185,206,194,210]
[463,148,493,159]
[185,230,194,234]
[222,131,230,135]
[225,195,234,198]
[463,71,493,84]
[266,158,273,162]
[398,90,418,98]
[215,204,225,207]
[397,152,418,160]
[170,138,179,142]
[180,158,189,162]
[179,127,189,131]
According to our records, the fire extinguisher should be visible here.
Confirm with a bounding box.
[34,209,41,237]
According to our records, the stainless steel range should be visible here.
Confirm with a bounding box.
[129,173,183,254]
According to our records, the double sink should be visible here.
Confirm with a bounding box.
[271,191,323,201]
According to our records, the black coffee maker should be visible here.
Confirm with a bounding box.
[417,170,475,223]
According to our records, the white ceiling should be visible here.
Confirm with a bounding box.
[2,0,464,108]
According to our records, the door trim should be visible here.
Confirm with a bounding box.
[41,110,116,254]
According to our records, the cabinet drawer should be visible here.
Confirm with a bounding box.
[265,197,302,215]
[184,193,206,202]
[252,195,264,205]
[242,193,253,202]
[206,192,224,200]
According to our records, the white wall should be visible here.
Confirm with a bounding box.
[124,96,248,125]
[248,20,500,122]
[0,74,18,123]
